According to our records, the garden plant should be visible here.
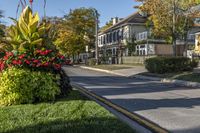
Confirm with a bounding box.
[0,6,71,106]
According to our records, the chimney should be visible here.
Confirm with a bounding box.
[112,17,119,25]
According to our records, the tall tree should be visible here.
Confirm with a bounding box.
[135,0,200,56]
[54,8,99,60]
[64,8,99,49]
[100,20,113,32]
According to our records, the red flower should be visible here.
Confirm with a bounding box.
[18,54,26,59]
[4,52,14,60]
[0,61,5,71]
[59,55,65,60]
[36,49,53,56]
[25,60,31,65]
[6,52,14,56]
[54,64,61,70]
[33,59,40,63]
[42,62,50,67]
[12,60,22,65]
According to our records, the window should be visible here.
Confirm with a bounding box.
[106,34,109,43]
[110,33,113,43]
[103,35,106,44]
[121,29,124,40]
[117,30,120,41]
[113,32,116,42]
[101,36,103,44]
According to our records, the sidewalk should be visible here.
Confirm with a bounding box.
[79,65,147,77]
[79,65,200,88]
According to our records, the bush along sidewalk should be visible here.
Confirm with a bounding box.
[145,56,198,74]
[0,6,71,106]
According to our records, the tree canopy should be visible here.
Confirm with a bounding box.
[54,8,99,57]
[136,0,200,39]
[100,20,113,32]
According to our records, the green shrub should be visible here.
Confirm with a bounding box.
[0,68,60,106]
[191,59,199,68]
[145,57,197,74]
[88,58,96,66]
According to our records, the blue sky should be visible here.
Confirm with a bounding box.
[0,0,140,26]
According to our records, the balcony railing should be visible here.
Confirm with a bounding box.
[135,31,195,43]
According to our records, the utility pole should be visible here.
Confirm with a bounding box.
[172,0,176,56]
[94,9,99,65]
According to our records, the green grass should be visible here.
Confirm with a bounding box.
[139,72,185,79]
[123,63,144,66]
[174,73,200,82]
[90,65,133,71]
[140,71,200,83]
[0,90,135,133]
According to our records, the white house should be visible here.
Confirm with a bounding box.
[98,11,148,63]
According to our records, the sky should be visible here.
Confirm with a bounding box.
[0,0,140,27]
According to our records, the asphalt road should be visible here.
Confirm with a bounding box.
[63,66,200,133]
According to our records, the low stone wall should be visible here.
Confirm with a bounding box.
[122,56,156,64]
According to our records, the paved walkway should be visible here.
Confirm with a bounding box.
[112,66,147,77]
[79,65,147,77]
[64,66,200,133]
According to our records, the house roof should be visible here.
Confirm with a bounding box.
[99,12,148,34]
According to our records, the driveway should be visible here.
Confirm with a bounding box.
[63,66,200,133]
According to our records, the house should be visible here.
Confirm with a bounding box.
[98,11,148,64]
[135,26,200,56]
[98,10,200,64]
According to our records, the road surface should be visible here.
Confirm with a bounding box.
[63,66,200,133]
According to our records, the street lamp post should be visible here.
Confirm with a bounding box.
[94,9,99,65]
[172,0,177,56]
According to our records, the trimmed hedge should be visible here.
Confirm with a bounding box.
[88,58,96,66]
[145,57,198,74]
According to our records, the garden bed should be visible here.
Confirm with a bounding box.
[0,90,135,133]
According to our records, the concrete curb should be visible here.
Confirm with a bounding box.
[161,78,200,88]
[134,75,200,88]
[79,65,127,77]
[72,83,168,133]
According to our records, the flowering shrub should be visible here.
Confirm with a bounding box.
[0,67,60,106]
[0,49,68,72]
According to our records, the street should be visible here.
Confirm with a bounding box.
[63,66,200,133]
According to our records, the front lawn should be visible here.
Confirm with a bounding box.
[0,90,135,133]
[140,72,200,83]
[174,73,200,82]
[90,64,134,70]
[139,72,186,79]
